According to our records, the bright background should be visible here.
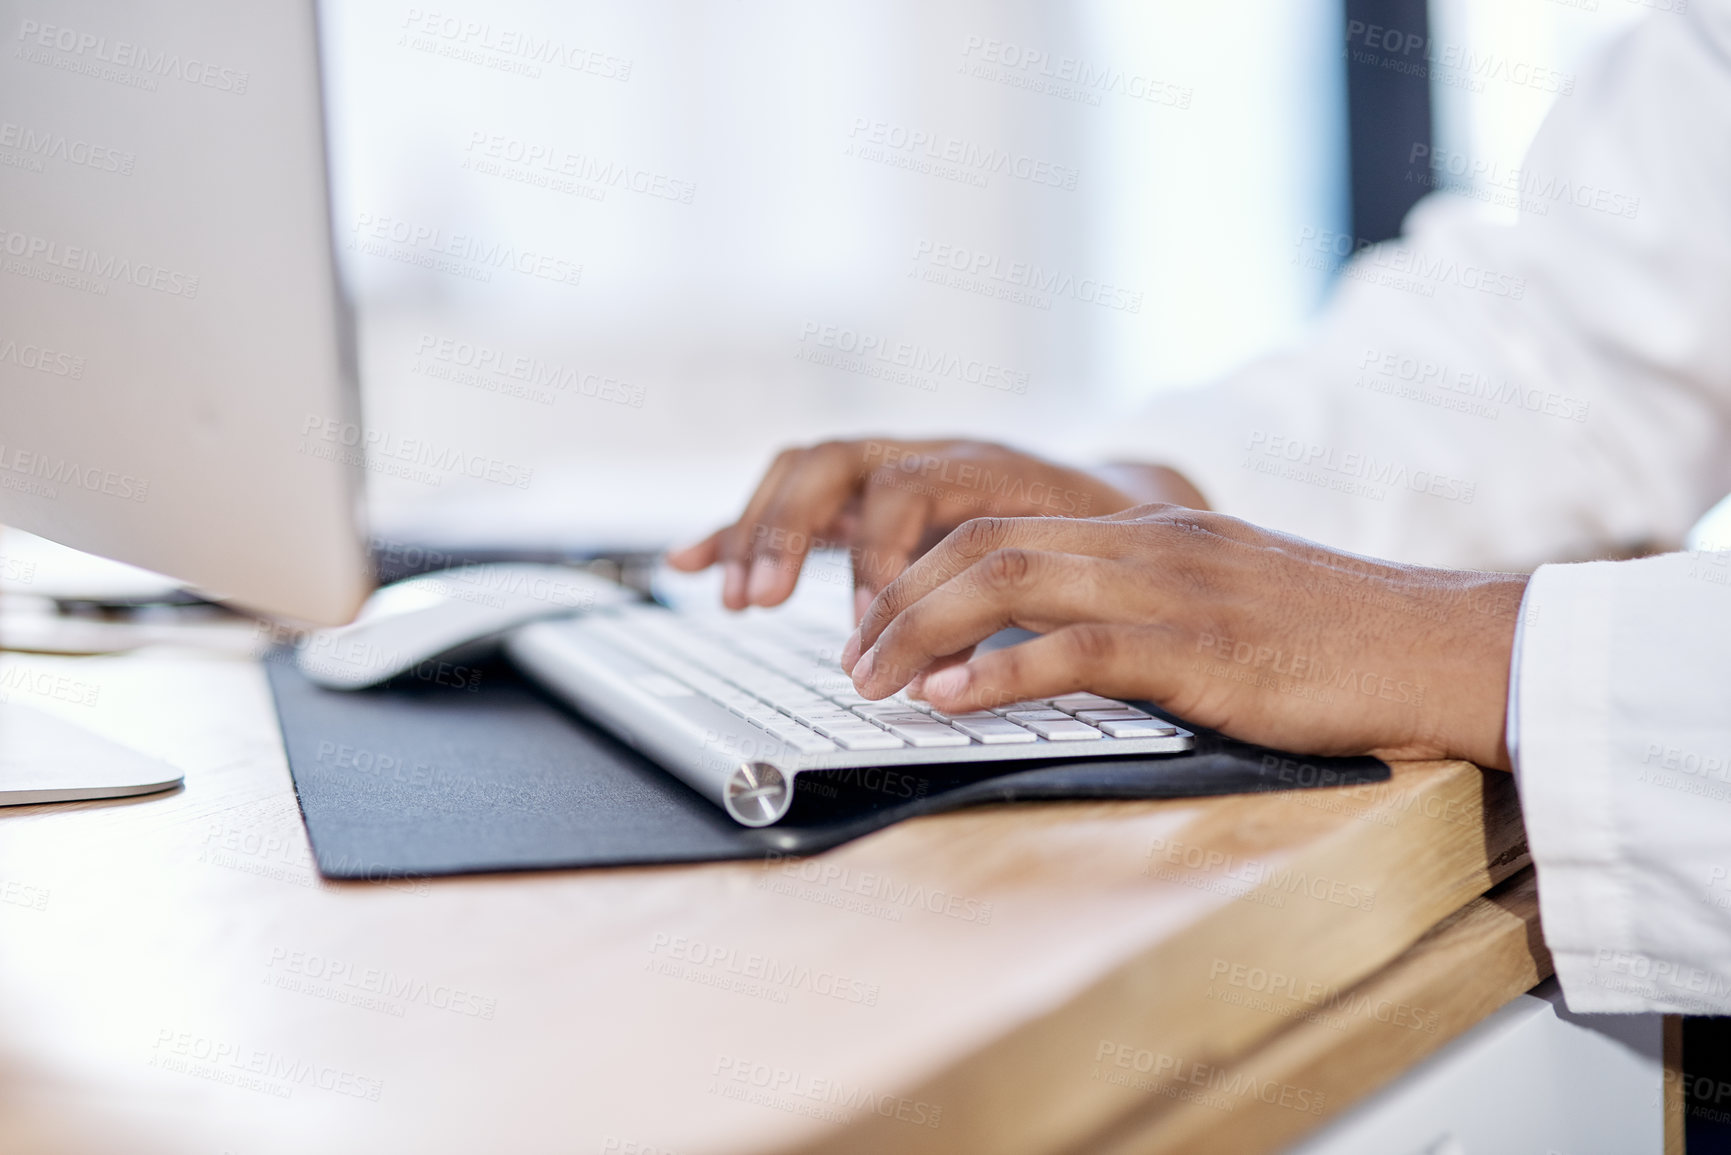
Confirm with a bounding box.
[319,0,1653,552]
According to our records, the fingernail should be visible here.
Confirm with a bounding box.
[921,666,970,700]
[722,561,747,606]
[853,588,873,623]
[840,629,862,672]
[746,557,780,603]
[851,646,877,690]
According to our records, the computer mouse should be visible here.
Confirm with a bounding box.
[295,563,639,690]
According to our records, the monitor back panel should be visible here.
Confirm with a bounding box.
[0,0,371,624]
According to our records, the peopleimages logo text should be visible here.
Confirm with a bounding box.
[1243,430,1476,505]
[911,239,1143,313]
[0,221,200,298]
[16,20,250,93]
[300,416,534,490]
[0,443,149,502]
[0,120,135,174]
[847,117,1079,190]
[0,334,85,378]
[350,213,581,288]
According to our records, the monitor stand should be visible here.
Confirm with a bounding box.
[0,702,184,805]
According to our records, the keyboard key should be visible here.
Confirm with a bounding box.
[1004,709,1069,723]
[1049,693,1125,713]
[1098,719,1178,738]
[852,702,918,719]
[988,700,1050,715]
[867,712,933,727]
[812,718,886,739]
[809,714,875,730]
[791,709,858,726]
[831,730,906,751]
[1023,718,1104,741]
[776,730,839,753]
[1075,708,1152,722]
[950,718,1039,744]
[882,722,971,748]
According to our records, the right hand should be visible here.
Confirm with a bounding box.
[664,438,1207,617]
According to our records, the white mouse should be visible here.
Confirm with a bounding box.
[295,563,638,690]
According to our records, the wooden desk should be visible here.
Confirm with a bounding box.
[0,644,1534,1154]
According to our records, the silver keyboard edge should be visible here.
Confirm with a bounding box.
[504,619,778,822]
[506,615,1196,828]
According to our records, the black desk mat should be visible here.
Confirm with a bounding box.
[264,652,1388,879]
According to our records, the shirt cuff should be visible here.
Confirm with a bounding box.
[1515,553,1731,1013]
[1515,560,1640,1011]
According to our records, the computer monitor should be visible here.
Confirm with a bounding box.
[0,0,372,626]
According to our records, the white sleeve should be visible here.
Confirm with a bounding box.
[1514,551,1731,1013]
[1084,4,1731,571]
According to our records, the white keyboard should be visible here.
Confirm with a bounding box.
[506,604,1194,826]
[598,609,1180,753]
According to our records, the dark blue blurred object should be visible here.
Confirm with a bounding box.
[1343,0,1435,246]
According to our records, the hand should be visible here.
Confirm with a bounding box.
[840,506,1527,770]
[665,437,1207,618]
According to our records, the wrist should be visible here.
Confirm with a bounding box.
[1420,572,1529,771]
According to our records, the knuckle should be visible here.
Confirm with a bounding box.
[951,517,1007,559]
[864,578,907,633]
[1147,504,1219,537]
[716,525,747,560]
[860,549,906,584]
[978,547,1036,593]
[1062,623,1119,667]
[867,464,907,490]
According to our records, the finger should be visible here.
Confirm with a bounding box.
[849,470,933,619]
[906,647,976,698]
[742,442,869,607]
[854,516,1143,659]
[711,449,804,609]
[914,623,1183,715]
[665,529,722,572]
[851,551,1133,699]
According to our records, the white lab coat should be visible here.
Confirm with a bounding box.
[1090,3,1731,1012]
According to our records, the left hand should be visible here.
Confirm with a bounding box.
[839,506,1527,770]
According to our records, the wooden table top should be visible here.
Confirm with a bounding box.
[0,644,1527,1155]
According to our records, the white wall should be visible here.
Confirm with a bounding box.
[318,0,1349,550]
